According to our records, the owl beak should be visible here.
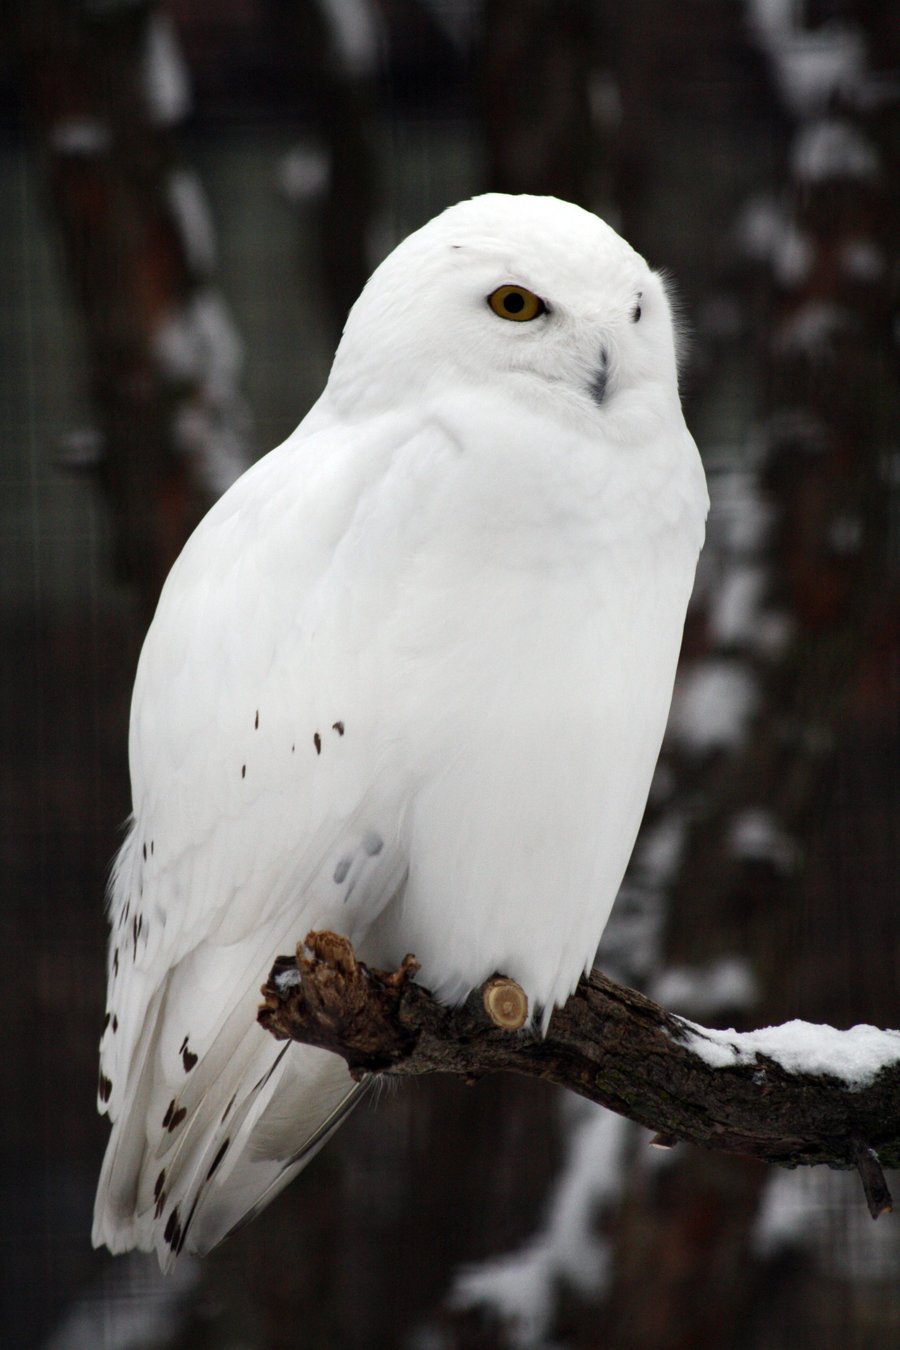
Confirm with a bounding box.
[589,349,609,406]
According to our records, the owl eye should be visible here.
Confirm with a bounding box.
[631,294,643,323]
[487,285,547,322]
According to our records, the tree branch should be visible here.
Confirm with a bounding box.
[259,932,898,1213]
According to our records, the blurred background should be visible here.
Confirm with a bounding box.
[1,1,898,1346]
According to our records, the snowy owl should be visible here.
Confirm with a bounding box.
[93,193,708,1269]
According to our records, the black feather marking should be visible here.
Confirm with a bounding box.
[103,1011,110,1031]
[162,1099,175,1128]
[313,732,322,755]
[333,856,352,885]
[168,1106,187,1132]
[154,1170,166,1202]
[241,764,246,779]
[150,839,154,856]
[254,709,259,729]
[363,832,383,856]
[182,1041,198,1073]
[112,1014,118,1032]
[175,1194,201,1255]
[206,1138,230,1180]
[113,948,119,976]
[98,1072,112,1103]
[142,842,147,861]
[164,1205,181,1249]
[332,721,345,735]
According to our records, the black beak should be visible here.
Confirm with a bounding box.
[589,349,608,407]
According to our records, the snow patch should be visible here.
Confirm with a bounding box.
[747,3,866,115]
[449,1108,627,1348]
[50,118,111,156]
[168,170,217,275]
[44,1251,200,1350]
[729,808,799,874]
[754,1167,900,1277]
[776,302,856,358]
[841,239,885,283]
[279,145,331,203]
[319,0,381,76]
[154,292,244,387]
[653,958,758,1018]
[677,1019,900,1089]
[143,12,191,125]
[706,466,774,555]
[668,660,759,752]
[792,119,879,183]
[708,564,766,647]
[274,968,301,993]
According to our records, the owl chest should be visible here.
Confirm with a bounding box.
[381,526,684,773]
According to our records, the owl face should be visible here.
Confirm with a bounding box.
[328,194,681,428]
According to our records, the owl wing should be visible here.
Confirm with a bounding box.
[93,411,436,1269]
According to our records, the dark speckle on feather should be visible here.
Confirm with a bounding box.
[333,856,352,884]
[254,709,259,729]
[142,842,147,861]
[180,1036,198,1072]
[206,1139,230,1180]
[241,764,246,779]
[112,1014,118,1032]
[332,721,345,735]
[154,1170,166,1201]
[98,1072,113,1103]
[314,732,322,755]
[363,832,383,856]
[103,1011,110,1031]
[164,1206,181,1249]
[113,948,119,976]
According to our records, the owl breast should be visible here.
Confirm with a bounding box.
[361,501,698,1015]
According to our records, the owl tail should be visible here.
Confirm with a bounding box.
[94,1030,365,1272]
[93,925,367,1272]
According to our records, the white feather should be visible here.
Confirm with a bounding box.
[94,193,708,1267]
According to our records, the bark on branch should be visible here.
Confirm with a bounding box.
[259,932,898,1215]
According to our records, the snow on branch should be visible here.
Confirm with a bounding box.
[259,931,899,1218]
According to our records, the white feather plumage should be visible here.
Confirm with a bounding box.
[93,193,708,1270]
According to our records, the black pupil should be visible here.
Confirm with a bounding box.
[503,291,526,314]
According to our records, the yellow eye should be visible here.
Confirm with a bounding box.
[487,285,546,322]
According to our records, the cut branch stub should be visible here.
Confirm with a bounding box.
[482,977,529,1029]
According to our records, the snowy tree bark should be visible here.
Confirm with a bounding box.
[259,932,898,1212]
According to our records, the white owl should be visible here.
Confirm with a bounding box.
[93,193,708,1270]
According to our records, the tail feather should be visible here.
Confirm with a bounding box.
[93,918,365,1271]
